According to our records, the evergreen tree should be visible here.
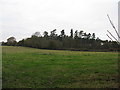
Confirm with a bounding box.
[43,31,48,38]
[50,29,57,38]
[5,29,118,52]
[60,29,65,38]
[92,33,95,39]
[70,29,73,38]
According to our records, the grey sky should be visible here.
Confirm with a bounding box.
[0,0,119,42]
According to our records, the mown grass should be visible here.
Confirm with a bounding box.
[2,46,118,88]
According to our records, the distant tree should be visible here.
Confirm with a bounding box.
[48,40,57,49]
[83,32,87,39]
[60,29,65,38]
[1,41,7,46]
[70,29,73,38]
[92,33,95,39]
[32,32,41,37]
[43,31,48,38]
[79,30,83,38]
[15,28,118,51]
[7,37,17,46]
[17,39,24,46]
[96,37,100,40]
[87,33,91,39]
[7,37,16,42]
[74,30,78,39]
[50,29,57,38]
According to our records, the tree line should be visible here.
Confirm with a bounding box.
[2,29,119,52]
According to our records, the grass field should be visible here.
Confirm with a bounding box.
[2,46,118,88]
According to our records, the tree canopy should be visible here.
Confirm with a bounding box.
[2,29,119,52]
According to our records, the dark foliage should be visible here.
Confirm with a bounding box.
[2,29,119,52]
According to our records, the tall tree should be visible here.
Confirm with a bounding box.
[60,29,65,38]
[70,29,73,38]
[79,30,83,38]
[50,29,57,38]
[87,33,91,39]
[43,31,48,38]
[92,33,95,39]
[74,30,78,39]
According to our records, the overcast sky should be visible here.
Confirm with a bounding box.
[0,0,119,42]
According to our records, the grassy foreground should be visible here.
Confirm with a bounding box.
[2,46,118,88]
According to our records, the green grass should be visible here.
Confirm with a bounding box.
[2,46,118,88]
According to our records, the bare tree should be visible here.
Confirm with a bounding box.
[107,14,120,44]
